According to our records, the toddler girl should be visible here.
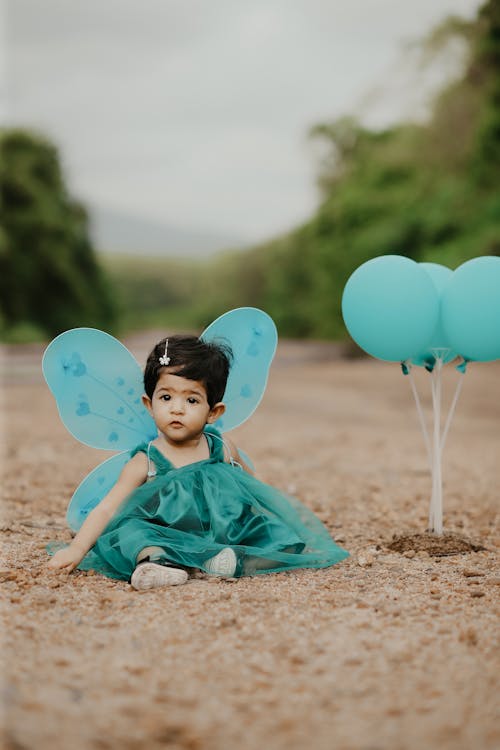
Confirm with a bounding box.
[48,335,348,588]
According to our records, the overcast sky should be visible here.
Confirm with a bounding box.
[3,0,482,243]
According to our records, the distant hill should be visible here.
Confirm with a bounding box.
[88,206,247,257]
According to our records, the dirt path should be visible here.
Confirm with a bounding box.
[1,336,499,750]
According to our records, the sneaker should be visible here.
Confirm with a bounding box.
[131,562,188,590]
[203,547,237,577]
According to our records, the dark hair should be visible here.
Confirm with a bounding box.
[144,335,233,407]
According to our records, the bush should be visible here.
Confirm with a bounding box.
[0,129,117,340]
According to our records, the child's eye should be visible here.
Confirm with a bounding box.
[187,397,199,404]
[160,394,171,401]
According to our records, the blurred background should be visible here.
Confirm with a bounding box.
[1,0,498,343]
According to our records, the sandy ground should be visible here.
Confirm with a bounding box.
[1,334,499,750]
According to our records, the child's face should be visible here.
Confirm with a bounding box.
[142,370,224,444]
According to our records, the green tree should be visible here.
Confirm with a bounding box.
[0,129,117,339]
[225,0,500,339]
[473,0,500,182]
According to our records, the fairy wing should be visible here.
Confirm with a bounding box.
[43,313,276,444]
[66,451,133,531]
[42,327,157,450]
[43,328,156,529]
[201,307,278,432]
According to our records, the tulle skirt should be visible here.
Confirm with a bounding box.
[56,462,349,580]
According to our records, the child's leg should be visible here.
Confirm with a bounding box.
[136,546,165,563]
[131,546,189,590]
[203,547,237,577]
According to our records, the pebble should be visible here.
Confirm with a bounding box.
[31,589,57,605]
[217,616,238,628]
[0,570,19,582]
[357,554,374,567]
[344,656,362,666]
[125,665,146,675]
[459,627,478,646]
[463,569,484,577]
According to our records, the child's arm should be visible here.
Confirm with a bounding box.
[223,436,254,475]
[47,453,148,572]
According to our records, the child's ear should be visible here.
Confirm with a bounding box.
[142,394,153,415]
[207,402,225,424]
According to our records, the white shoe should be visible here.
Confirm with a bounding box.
[204,547,237,577]
[131,562,188,590]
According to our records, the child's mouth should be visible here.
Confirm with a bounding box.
[170,421,184,428]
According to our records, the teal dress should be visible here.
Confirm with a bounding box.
[74,426,349,580]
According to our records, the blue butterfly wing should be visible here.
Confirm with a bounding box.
[66,451,133,531]
[201,307,278,432]
[42,328,157,450]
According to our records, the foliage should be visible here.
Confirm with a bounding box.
[248,0,499,338]
[472,0,500,182]
[0,129,117,340]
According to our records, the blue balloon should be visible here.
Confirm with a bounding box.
[411,263,457,368]
[342,255,439,362]
[441,256,500,362]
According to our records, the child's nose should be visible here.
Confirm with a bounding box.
[171,399,184,413]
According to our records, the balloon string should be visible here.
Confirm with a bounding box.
[408,367,432,470]
[429,358,444,535]
[440,371,465,458]
[429,369,435,533]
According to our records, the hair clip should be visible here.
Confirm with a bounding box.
[159,339,171,366]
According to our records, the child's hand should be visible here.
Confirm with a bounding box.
[47,546,83,572]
